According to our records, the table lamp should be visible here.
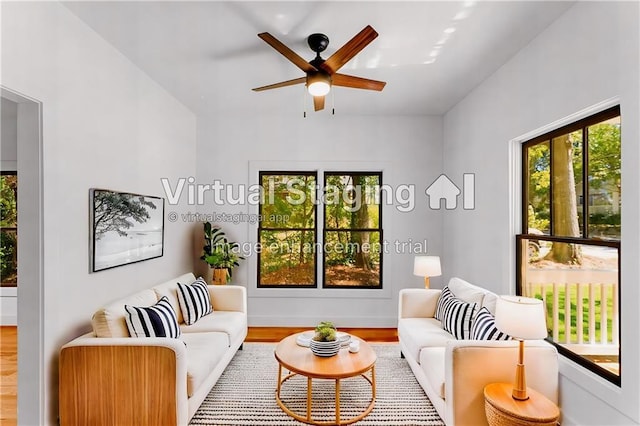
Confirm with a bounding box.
[495,295,548,400]
[413,256,441,288]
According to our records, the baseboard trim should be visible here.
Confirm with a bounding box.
[0,315,17,326]
[248,315,397,328]
[246,327,398,343]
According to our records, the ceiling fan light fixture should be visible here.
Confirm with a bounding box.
[307,72,331,96]
[253,26,385,112]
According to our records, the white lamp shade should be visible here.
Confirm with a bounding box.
[413,256,442,277]
[495,295,547,340]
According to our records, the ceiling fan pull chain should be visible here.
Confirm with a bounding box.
[303,86,307,118]
[332,89,335,115]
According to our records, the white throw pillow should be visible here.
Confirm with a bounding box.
[448,277,487,306]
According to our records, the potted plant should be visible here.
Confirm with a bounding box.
[200,222,244,285]
[309,321,340,357]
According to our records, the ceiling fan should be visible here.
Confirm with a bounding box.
[252,25,386,112]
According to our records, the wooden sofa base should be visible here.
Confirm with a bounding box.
[59,345,177,426]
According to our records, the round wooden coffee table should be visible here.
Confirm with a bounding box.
[274,333,377,426]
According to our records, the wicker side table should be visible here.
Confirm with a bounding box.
[484,383,560,426]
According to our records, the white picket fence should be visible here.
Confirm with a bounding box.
[524,269,618,353]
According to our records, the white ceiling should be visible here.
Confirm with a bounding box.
[63,1,574,117]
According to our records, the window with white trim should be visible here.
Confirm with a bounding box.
[518,105,621,385]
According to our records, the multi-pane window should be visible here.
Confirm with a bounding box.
[0,172,18,287]
[258,172,317,287]
[518,105,621,385]
[257,170,383,289]
[323,172,382,288]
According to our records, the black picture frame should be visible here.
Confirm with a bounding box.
[90,188,165,272]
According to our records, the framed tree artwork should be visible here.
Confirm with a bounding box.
[90,188,165,272]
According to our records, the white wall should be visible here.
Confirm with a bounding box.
[1,97,18,324]
[195,113,444,327]
[0,287,16,325]
[1,97,18,170]
[442,2,639,425]
[1,3,197,424]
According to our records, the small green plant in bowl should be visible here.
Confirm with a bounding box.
[313,321,337,341]
[310,321,340,357]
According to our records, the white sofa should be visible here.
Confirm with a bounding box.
[59,272,247,426]
[398,277,559,426]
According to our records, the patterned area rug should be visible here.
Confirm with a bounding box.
[190,343,444,425]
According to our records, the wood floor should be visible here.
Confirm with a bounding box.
[246,326,398,343]
[0,326,17,426]
[0,326,396,425]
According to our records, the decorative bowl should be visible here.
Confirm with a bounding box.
[309,338,340,357]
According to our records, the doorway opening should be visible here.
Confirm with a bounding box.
[1,87,44,426]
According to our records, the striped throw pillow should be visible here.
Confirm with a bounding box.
[177,277,213,325]
[442,297,478,340]
[125,296,180,338]
[435,286,453,321]
[471,307,511,340]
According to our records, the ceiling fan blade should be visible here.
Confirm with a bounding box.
[252,77,306,92]
[320,25,378,74]
[258,32,317,73]
[313,96,325,111]
[332,73,386,91]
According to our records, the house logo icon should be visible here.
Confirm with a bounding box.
[425,174,475,210]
